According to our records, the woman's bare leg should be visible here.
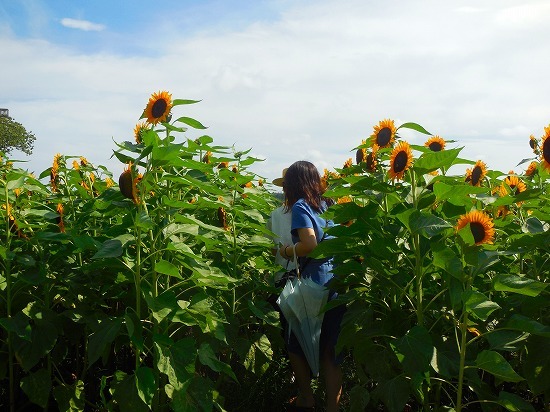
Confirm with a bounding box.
[288,352,315,407]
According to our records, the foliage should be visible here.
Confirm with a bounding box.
[0,116,36,155]
[0,95,549,411]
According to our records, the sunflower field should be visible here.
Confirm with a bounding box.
[0,91,549,411]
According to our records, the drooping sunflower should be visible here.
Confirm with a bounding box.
[371,119,397,148]
[144,90,173,124]
[134,121,149,144]
[72,160,80,170]
[456,210,495,245]
[218,206,230,230]
[465,160,487,186]
[365,148,377,172]
[356,140,367,164]
[119,162,140,204]
[343,158,353,169]
[202,151,212,164]
[525,161,538,176]
[539,125,550,171]
[50,153,62,192]
[529,134,538,154]
[424,135,446,152]
[105,177,115,188]
[56,203,65,233]
[388,141,413,181]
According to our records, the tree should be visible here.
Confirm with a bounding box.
[0,116,36,155]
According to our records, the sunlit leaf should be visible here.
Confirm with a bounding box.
[475,350,524,382]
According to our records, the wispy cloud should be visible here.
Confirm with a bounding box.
[60,18,105,31]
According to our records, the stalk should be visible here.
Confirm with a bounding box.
[456,311,469,412]
[3,183,15,412]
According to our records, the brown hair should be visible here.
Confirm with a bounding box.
[283,160,332,213]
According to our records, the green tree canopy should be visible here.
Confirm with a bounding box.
[0,116,36,155]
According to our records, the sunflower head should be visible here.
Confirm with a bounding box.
[105,177,115,188]
[356,139,367,164]
[119,162,140,204]
[525,161,538,177]
[144,91,173,125]
[503,174,527,196]
[539,125,550,171]
[134,121,149,144]
[456,210,495,245]
[529,134,538,154]
[425,135,446,152]
[466,160,487,186]
[202,151,212,164]
[388,141,413,181]
[218,206,230,230]
[343,158,353,169]
[371,119,397,148]
[218,162,229,169]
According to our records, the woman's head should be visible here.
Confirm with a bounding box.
[283,160,327,212]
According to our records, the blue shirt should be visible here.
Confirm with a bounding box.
[291,198,335,287]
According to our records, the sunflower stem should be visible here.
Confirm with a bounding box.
[3,182,15,412]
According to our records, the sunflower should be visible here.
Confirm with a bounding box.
[105,177,115,188]
[72,160,80,170]
[356,140,367,164]
[525,161,538,177]
[424,135,446,152]
[144,91,172,124]
[217,162,229,169]
[529,135,538,154]
[80,157,88,167]
[502,174,527,196]
[539,125,550,171]
[343,158,353,169]
[456,210,495,245]
[388,141,413,181]
[119,162,140,204]
[134,121,148,144]
[50,153,62,192]
[56,203,65,233]
[465,160,487,186]
[363,145,378,173]
[218,206,230,230]
[371,119,397,148]
[202,151,212,164]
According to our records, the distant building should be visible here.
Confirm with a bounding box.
[0,108,8,117]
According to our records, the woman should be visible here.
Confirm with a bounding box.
[278,160,345,412]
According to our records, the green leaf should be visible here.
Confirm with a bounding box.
[173,116,207,129]
[87,317,123,367]
[20,368,51,408]
[432,243,463,279]
[198,343,238,382]
[110,371,149,412]
[493,274,548,297]
[397,122,432,135]
[92,234,135,259]
[498,391,536,411]
[155,259,182,279]
[506,315,550,337]
[372,375,410,412]
[474,350,524,382]
[53,380,85,412]
[172,99,201,106]
[136,367,156,408]
[523,335,550,394]
[413,148,462,174]
[155,336,196,390]
[394,326,434,375]
[462,291,500,321]
[349,385,371,412]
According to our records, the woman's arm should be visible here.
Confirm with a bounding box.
[278,227,317,259]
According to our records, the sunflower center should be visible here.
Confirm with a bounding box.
[471,166,482,185]
[543,139,550,162]
[366,153,375,170]
[377,127,392,146]
[470,222,485,244]
[393,151,408,173]
[152,99,168,119]
[429,142,442,151]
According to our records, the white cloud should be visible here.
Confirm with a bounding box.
[1,0,549,184]
[60,18,105,31]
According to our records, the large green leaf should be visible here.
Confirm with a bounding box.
[394,326,434,376]
[493,274,548,297]
[413,148,462,174]
[110,371,149,412]
[198,342,237,382]
[462,291,500,321]
[432,243,463,279]
[498,390,536,412]
[506,315,550,337]
[155,336,196,390]
[372,375,410,412]
[20,368,51,408]
[397,122,432,135]
[155,259,182,279]
[92,234,135,259]
[523,335,550,394]
[87,317,123,367]
[474,350,524,382]
[135,366,156,408]
[53,380,85,412]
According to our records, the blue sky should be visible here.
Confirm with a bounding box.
[1,0,549,183]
